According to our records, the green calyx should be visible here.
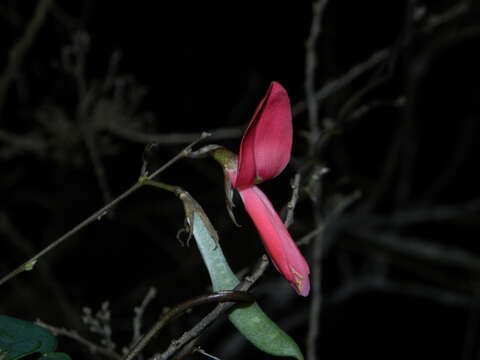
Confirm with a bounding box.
[211,147,238,170]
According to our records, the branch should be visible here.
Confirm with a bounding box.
[284,174,302,228]
[0,129,46,157]
[353,229,480,275]
[0,0,52,115]
[293,48,390,117]
[36,320,122,360]
[304,0,329,145]
[81,124,114,205]
[423,1,470,32]
[130,287,158,352]
[327,276,475,308]
[304,2,330,360]
[106,122,243,145]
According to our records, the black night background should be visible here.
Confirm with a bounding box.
[1,1,480,359]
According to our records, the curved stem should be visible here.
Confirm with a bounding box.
[124,291,254,360]
[154,256,269,360]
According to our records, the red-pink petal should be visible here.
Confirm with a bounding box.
[239,186,310,296]
[234,82,293,189]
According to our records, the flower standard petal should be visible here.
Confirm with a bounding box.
[252,82,292,182]
[239,186,310,296]
[235,82,293,189]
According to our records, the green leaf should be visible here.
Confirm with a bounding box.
[191,208,304,360]
[0,315,56,360]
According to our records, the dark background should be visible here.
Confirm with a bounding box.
[1,1,480,359]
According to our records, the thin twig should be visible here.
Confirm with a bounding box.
[36,320,123,360]
[107,123,243,145]
[0,129,46,155]
[67,31,114,206]
[81,125,114,205]
[193,348,221,360]
[284,174,302,228]
[351,230,480,275]
[130,287,158,358]
[172,339,201,360]
[297,226,324,247]
[0,133,209,287]
[424,1,470,31]
[0,0,52,115]
[304,0,328,149]
[293,49,390,117]
[304,2,329,360]
[327,276,475,308]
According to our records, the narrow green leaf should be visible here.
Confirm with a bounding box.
[191,211,304,360]
[0,315,56,360]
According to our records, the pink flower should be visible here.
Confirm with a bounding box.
[229,82,310,296]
